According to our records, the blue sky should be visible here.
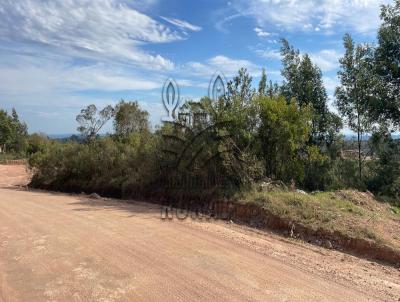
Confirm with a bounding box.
[0,0,391,134]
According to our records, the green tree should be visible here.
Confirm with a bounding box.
[225,68,258,148]
[258,95,312,183]
[159,96,263,194]
[267,80,280,98]
[367,130,400,198]
[10,109,28,152]
[280,39,301,101]
[114,100,149,138]
[226,67,255,105]
[76,104,114,141]
[0,108,27,154]
[280,39,341,147]
[26,133,48,155]
[335,34,375,181]
[373,0,400,127]
[303,145,331,191]
[0,110,13,152]
[258,68,267,96]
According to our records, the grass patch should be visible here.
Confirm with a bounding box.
[234,188,400,248]
[393,206,400,216]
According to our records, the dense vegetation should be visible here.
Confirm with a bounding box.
[4,1,400,205]
[0,108,28,158]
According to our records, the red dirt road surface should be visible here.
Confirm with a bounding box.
[0,165,399,301]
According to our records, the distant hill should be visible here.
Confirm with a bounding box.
[47,134,84,142]
[47,134,76,140]
[344,134,400,141]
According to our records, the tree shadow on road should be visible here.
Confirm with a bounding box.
[68,196,163,218]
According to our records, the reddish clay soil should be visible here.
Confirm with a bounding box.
[0,165,399,301]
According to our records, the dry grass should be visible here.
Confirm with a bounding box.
[236,189,400,249]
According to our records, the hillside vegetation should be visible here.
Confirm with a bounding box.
[236,187,400,250]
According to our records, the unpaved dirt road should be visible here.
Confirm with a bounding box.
[0,165,399,301]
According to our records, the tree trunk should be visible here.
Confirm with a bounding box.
[357,116,362,182]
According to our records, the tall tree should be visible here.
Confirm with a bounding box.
[373,0,400,128]
[0,110,13,152]
[76,104,114,141]
[368,130,400,198]
[10,109,27,152]
[114,100,149,137]
[258,68,267,96]
[335,34,375,181]
[0,108,27,153]
[280,39,341,146]
[280,39,301,101]
[226,67,255,105]
[225,68,258,147]
[267,80,280,98]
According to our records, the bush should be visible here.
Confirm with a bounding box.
[30,132,158,198]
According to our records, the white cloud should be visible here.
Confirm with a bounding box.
[255,49,281,60]
[254,27,271,37]
[0,54,162,98]
[323,76,339,94]
[174,79,208,89]
[0,51,166,132]
[231,0,391,34]
[185,55,260,77]
[130,0,159,11]
[215,13,243,33]
[255,47,341,72]
[0,0,186,70]
[161,17,202,32]
[310,49,342,72]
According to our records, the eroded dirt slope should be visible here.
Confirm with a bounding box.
[0,165,399,301]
